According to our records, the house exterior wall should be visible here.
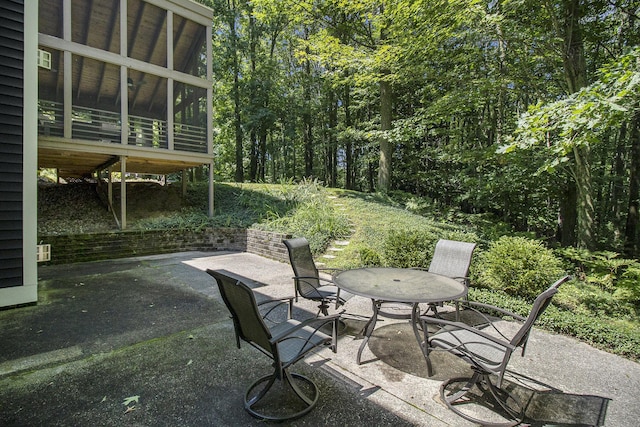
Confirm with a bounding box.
[0,0,38,307]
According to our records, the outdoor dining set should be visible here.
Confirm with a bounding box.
[207,237,571,426]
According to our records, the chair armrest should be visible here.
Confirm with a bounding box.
[269,314,340,344]
[257,297,294,322]
[293,275,335,285]
[462,301,527,322]
[420,315,517,352]
[293,275,337,300]
[409,268,469,284]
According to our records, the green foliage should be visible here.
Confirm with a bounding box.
[358,247,382,267]
[136,182,300,231]
[380,227,480,269]
[469,287,640,362]
[253,180,351,254]
[554,247,640,318]
[474,236,565,300]
[382,229,437,268]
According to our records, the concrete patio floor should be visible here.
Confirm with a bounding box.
[1,251,638,426]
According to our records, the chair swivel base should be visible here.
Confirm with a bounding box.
[244,370,319,421]
[440,369,523,427]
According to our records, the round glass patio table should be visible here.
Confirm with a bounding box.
[333,267,467,365]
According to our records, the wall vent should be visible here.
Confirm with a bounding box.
[37,244,51,262]
[37,49,51,69]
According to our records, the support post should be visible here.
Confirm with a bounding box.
[209,161,214,217]
[108,166,113,212]
[120,156,127,229]
[182,169,187,198]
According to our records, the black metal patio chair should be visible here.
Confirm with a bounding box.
[420,275,572,426]
[283,237,351,316]
[379,239,476,319]
[207,268,339,421]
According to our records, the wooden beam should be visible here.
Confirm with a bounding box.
[96,1,120,105]
[95,155,120,172]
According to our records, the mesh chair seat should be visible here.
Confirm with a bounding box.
[271,320,333,366]
[430,328,507,371]
[300,284,342,301]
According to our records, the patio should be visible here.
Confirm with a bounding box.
[1,251,638,425]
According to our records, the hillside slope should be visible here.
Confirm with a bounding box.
[38,181,185,235]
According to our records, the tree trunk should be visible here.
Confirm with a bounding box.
[328,89,338,187]
[248,13,258,182]
[229,0,243,183]
[558,180,577,246]
[303,36,313,178]
[377,77,392,192]
[562,0,588,93]
[344,83,354,190]
[377,14,392,193]
[249,129,258,181]
[559,0,590,247]
[624,112,640,256]
[258,128,267,181]
[573,145,595,249]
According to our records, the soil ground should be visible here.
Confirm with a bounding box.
[38,181,184,235]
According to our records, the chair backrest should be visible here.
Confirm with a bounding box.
[207,269,273,354]
[283,237,321,296]
[510,275,572,349]
[428,239,477,282]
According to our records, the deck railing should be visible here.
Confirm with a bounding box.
[38,101,208,154]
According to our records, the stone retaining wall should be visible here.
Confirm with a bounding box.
[39,228,292,265]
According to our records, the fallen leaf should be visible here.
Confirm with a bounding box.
[186,359,193,366]
[124,406,137,414]
[122,395,140,406]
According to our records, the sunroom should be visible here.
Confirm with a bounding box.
[36,0,214,228]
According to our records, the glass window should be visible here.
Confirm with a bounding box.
[128,0,167,67]
[173,81,207,152]
[128,70,167,149]
[71,56,121,142]
[39,0,62,38]
[173,14,207,78]
[72,0,120,53]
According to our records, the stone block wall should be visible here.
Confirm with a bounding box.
[38,228,293,265]
[246,229,291,262]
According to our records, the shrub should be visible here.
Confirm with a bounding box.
[381,228,437,268]
[255,181,351,254]
[469,287,640,361]
[474,236,565,300]
[359,247,382,266]
[554,247,640,317]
